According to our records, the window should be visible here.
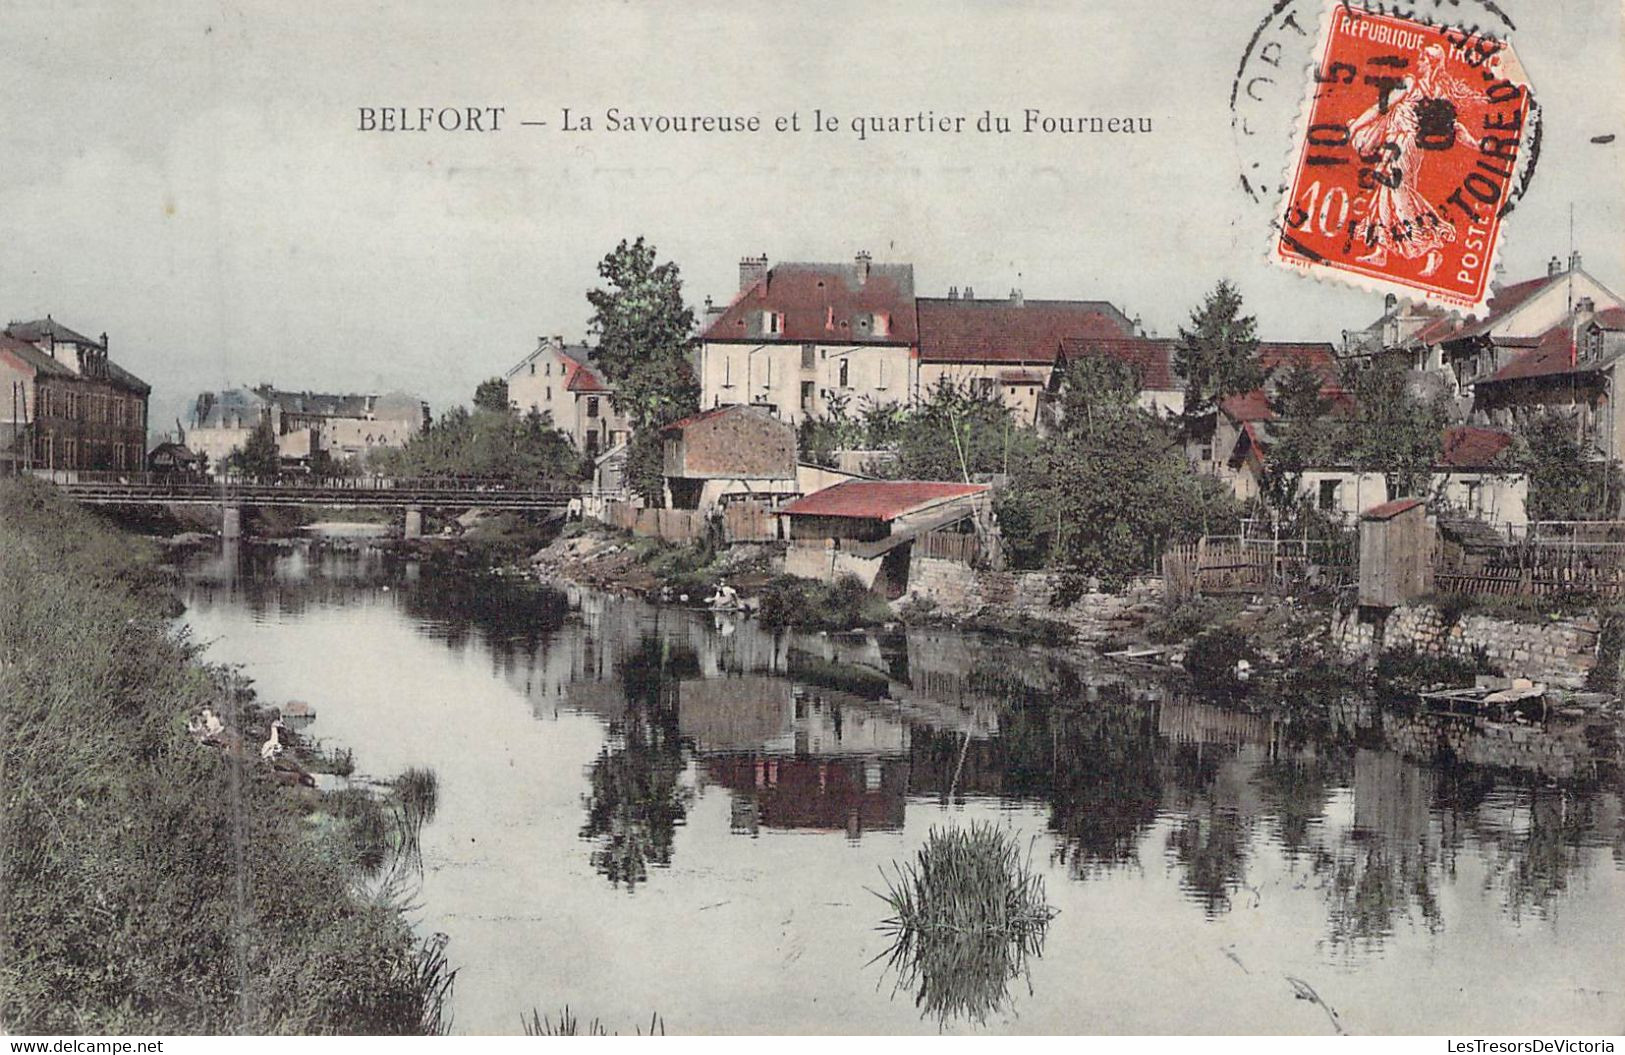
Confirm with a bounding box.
[545,386,551,401]
[838,359,849,388]
[530,362,536,375]
[587,397,600,418]
[763,311,783,335]
[1463,480,1483,511]
[974,377,995,396]
[801,380,815,410]
[802,344,816,369]
[1318,479,1342,512]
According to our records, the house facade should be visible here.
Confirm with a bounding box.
[505,336,630,456]
[1194,341,1349,492]
[188,385,427,472]
[0,318,150,473]
[1053,335,1184,418]
[916,291,1134,424]
[695,253,917,425]
[661,404,798,510]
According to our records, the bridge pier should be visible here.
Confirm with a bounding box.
[221,505,242,541]
[403,505,423,540]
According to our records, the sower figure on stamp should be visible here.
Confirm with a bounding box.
[1349,44,1482,276]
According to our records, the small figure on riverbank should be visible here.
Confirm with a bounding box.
[188,707,225,741]
[707,579,740,611]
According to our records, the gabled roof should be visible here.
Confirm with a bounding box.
[0,332,74,378]
[1482,321,1596,383]
[1057,336,1178,390]
[780,480,986,521]
[702,261,916,344]
[1594,307,1625,331]
[1439,426,1514,469]
[916,296,1131,364]
[661,403,787,434]
[1219,342,1348,423]
[5,317,102,347]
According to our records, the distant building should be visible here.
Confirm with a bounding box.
[916,290,1135,423]
[505,336,630,456]
[146,441,202,474]
[0,317,150,473]
[187,384,427,472]
[1052,335,1184,418]
[1194,341,1349,497]
[696,253,917,424]
[660,404,798,510]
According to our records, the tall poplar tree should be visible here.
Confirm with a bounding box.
[1173,280,1266,430]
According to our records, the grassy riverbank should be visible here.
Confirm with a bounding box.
[0,479,450,1034]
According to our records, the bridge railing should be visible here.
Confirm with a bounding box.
[33,468,580,495]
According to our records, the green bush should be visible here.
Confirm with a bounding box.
[1183,626,1257,688]
[757,574,892,630]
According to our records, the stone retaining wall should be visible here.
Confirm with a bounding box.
[904,556,1162,645]
[1331,603,1599,688]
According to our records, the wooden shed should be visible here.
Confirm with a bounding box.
[1358,497,1434,608]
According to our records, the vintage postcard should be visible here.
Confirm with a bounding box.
[2,0,1622,1043]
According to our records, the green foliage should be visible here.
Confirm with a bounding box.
[623,425,668,507]
[891,378,1033,482]
[1373,644,1499,692]
[0,479,451,1033]
[875,823,1056,1026]
[226,419,281,480]
[1515,411,1624,521]
[1002,356,1243,584]
[797,393,906,468]
[1174,279,1265,427]
[586,237,699,430]
[1348,357,1454,501]
[472,377,510,414]
[371,405,584,484]
[757,574,893,630]
[1263,360,1339,511]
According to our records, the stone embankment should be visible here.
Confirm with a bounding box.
[903,556,1163,646]
[1331,602,1600,689]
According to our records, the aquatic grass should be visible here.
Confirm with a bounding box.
[871,823,1057,1026]
[521,1006,666,1036]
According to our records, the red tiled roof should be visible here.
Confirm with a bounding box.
[1484,322,1583,382]
[564,358,610,393]
[1412,312,1463,344]
[1057,336,1178,390]
[1595,307,1625,331]
[916,297,1132,364]
[661,405,742,432]
[1440,426,1514,468]
[1364,497,1425,520]
[702,261,916,344]
[780,480,987,521]
[1451,275,1559,340]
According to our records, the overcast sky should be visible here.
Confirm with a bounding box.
[3,0,1621,435]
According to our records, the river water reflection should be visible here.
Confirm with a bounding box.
[177,542,1625,1035]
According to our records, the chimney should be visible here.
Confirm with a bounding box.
[855,250,872,286]
[1570,250,1583,273]
[963,285,975,300]
[1010,288,1024,307]
[1549,256,1563,277]
[739,254,768,293]
[947,285,958,300]
[552,335,564,349]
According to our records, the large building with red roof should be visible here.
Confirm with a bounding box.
[915,291,1135,423]
[695,253,917,425]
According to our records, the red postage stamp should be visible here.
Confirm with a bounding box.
[1272,3,1537,310]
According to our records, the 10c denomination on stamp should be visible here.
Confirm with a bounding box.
[1273,3,1536,310]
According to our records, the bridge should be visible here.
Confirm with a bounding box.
[30,470,580,538]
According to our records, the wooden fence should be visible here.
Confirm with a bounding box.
[915,528,981,564]
[600,499,780,545]
[1436,534,1625,599]
[1163,535,1356,599]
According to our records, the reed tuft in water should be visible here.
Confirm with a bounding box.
[873,822,1057,1026]
[521,1006,665,1036]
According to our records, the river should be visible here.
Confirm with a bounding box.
[176,540,1625,1035]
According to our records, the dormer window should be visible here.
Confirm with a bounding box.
[763,310,784,335]
[872,313,890,338]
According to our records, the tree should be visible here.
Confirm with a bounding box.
[586,237,698,429]
[369,404,584,484]
[1348,357,1454,500]
[1517,411,1623,520]
[586,238,700,504]
[473,377,510,414]
[1000,356,1241,583]
[227,420,280,480]
[892,379,1031,482]
[1174,280,1266,430]
[1261,360,1337,512]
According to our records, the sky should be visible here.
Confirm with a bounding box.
[3,0,1621,438]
